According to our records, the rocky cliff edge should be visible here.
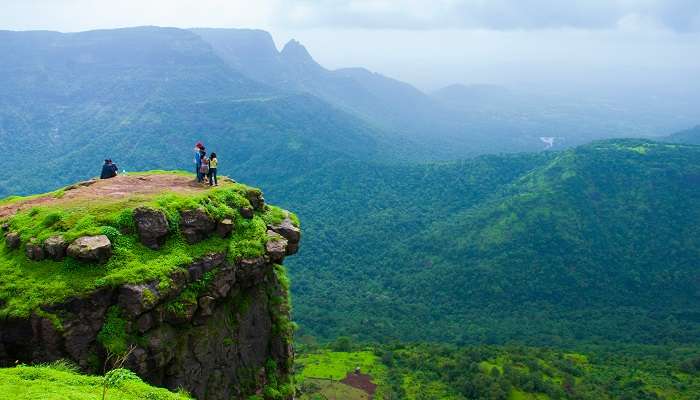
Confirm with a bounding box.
[0,172,300,400]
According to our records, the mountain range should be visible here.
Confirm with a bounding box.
[2,26,700,349]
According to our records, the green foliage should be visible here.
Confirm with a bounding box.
[0,362,191,399]
[164,269,217,316]
[97,307,129,355]
[0,173,297,321]
[297,345,700,400]
[261,140,700,346]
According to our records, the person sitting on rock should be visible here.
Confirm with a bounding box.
[100,159,118,179]
[208,152,218,186]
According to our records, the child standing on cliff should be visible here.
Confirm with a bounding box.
[208,153,218,186]
[200,154,210,184]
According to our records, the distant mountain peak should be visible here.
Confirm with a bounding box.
[280,39,316,65]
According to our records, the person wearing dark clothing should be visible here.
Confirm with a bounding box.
[194,143,204,182]
[109,160,118,176]
[208,153,218,186]
[100,159,117,179]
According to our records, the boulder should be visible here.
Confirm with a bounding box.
[67,235,112,264]
[1,223,9,231]
[239,207,254,219]
[265,231,288,262]
[5,232,20,250]
[25,238,45,261]
[180,209,216,244]
[246,189,265,211]
[268,216,300,255]
[216,218,234,238]
[133,207,169,249]
[118,283,160,318]
[44,236,68,261]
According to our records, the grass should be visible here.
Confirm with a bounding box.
[299,378,370,400]
[296,350,388,399]
[296,350,385,381]
[0,172,300,319]
[0,362,192,400]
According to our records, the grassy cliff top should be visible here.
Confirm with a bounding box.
[0,362,191,400]
[0,171,299,319]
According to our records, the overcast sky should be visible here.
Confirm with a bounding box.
[2,0,700,91]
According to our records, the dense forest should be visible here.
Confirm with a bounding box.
[258,139,700,346]
[295,343,700,400]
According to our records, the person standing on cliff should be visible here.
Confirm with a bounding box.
[194,142,204,182]
[208,152,218,186]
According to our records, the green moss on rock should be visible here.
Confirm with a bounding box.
[0,172,300,320]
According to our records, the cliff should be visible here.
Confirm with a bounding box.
[0,172,300,400]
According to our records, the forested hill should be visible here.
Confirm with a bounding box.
[665,125,700,145]
[0,27,393,198]
[267,139,700,345]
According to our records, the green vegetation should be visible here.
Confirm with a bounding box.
[297,350,387,382]
[0,172,299,320]
[0,361,191,400]
[97,307,130,355]
[296,344,700,400]
[266,139,700,345]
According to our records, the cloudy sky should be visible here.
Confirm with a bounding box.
[2,0,700,91]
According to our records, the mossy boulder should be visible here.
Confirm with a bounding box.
[4,232,20,249]
[133,207,169,249]
[43,236,68,261]
[180,209,216,244]
[67,235,112,264]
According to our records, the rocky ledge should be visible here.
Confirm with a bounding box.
[0,173,300,400]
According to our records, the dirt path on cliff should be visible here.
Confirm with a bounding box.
[340,373,377,399]
[0,174,213,220]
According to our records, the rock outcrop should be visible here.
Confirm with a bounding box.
[180,209,216,244]
[67,235,112,263]
[134,207,170,249]
[0,252,294,400]
[0,175,299,400]
[44,236,68,261]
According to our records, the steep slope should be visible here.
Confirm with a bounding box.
[665,125,700,145]
[0,173,300,400]
[262,140,700,345]
[0,27,390,198]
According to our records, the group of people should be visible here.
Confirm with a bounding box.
[194,142,218,186]
[100,159,119,179]
[99,142,221,185]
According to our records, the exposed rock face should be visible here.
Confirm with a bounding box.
[246,189,265,211]
[180,209,216,244]
[67,235,112,263]
[44,236,68,261]
[266,230,288,262]
[0,253,295,400]
[133,207,170,249]
[5,232,20,249]
[216,218,234,238]
[268,214,301,255]
[25,238,45,261]
[239,207,254,219]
